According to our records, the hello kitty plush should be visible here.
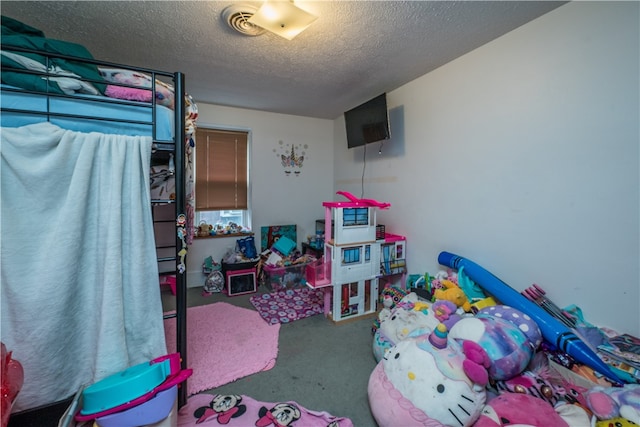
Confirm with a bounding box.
[372,293,440,362]
[372,286,410,334]
[368,324,490,426]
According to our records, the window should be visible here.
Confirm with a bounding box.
[195,128,250,232]
[343,208,369,226]
[342,247,361,265]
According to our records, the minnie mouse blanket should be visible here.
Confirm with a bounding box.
[178,393,354,427]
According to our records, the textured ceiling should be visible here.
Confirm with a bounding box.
[1,1,566,119]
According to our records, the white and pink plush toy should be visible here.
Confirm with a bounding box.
[586,384,640,424]
[368,324,491,427]
[372,293,440,362]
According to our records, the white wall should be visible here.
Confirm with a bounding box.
[332,2,640,335]
[186,104,334,286]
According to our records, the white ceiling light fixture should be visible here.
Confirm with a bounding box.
[248,1,318,40]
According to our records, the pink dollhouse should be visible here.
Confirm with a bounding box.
[306,192,406,322]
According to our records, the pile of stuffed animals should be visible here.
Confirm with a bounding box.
[368,270,640,427]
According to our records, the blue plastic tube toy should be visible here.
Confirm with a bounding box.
[438,251,623,385]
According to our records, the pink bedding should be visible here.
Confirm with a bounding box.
[100,67,175,109]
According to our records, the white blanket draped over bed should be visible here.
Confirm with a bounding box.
[1,122,167,412]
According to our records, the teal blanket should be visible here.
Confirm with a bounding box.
[1,15,106,94]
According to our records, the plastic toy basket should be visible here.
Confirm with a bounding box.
[261,262,310,291]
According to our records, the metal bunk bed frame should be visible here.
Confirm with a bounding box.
[0,44,190,418]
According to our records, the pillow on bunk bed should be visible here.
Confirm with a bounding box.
[104,84,152,103]
[0,16,106,96]
[99,67,175,110]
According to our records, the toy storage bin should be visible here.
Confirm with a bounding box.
[262,262,310,291]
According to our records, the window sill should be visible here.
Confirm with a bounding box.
[195,232,254,239]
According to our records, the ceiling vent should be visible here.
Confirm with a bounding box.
[222,4,265,37]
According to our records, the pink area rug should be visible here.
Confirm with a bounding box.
[250,287,325,325]
[177,393,353,427]
[164,302,280,395]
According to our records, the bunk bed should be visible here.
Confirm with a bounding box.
[0,16,194,421]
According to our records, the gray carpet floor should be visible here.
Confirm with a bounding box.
[162,283,380,426]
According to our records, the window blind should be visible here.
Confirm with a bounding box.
[195,128,248,211]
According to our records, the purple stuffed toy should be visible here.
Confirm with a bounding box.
[432,300,462,330]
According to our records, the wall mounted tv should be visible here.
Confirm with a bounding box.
[344,93,391,149]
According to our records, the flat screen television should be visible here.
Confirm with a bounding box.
[344,93,391,149]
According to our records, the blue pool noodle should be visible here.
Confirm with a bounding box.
[438,251,624,385]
